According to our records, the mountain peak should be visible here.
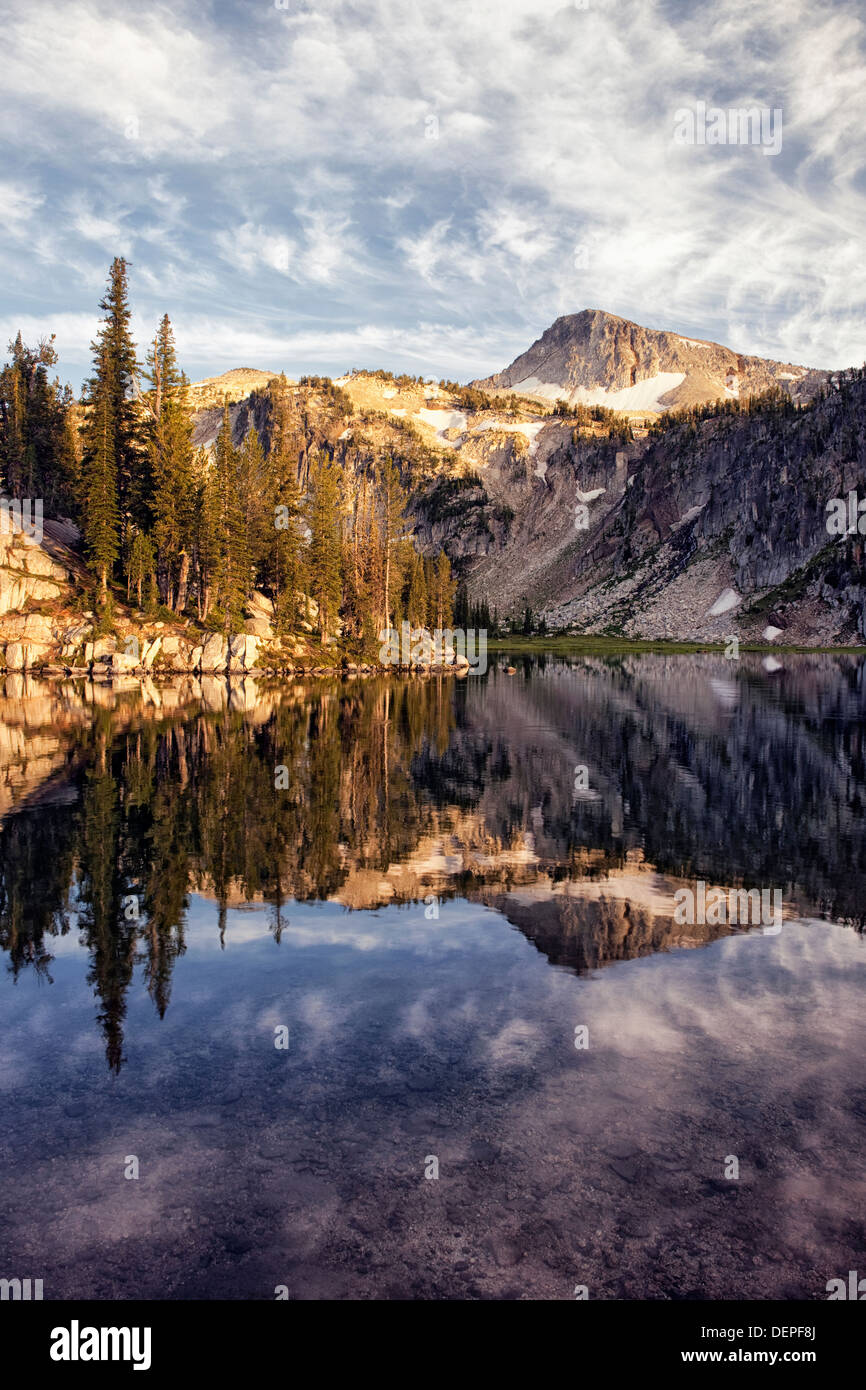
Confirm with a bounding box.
[474,311,827,413]
[186,367,281,409]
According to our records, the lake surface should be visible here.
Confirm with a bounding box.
[1,653,864,1300]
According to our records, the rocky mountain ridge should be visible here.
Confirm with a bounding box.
[188,334,866,646]
[473,309,829,413]
[2,310,864,659]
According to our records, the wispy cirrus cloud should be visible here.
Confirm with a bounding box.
[0,0,863,388]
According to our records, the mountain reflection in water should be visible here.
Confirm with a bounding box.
[0,654,864,1300]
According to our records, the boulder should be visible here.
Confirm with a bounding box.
[60,622,93,661]
[247,591,275,618]
[228,634,260,671]
[141,636,162,669]
[200,633,228,672]
[22,613,55,641]
[0,568,62,615]
[108,650,139,674]
[21,549,68,581]
[5,641,51,670]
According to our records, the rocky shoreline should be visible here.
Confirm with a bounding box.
[0,619,474,683]
[1,529,478,682]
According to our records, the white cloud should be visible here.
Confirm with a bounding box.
[398,220,488,287]
[70,203,133,256]
[0,310,507,383]
[477,206,555,265]
[215,222,295,277]
[295,208,359,285]
[0,180,44,235]
[0,0,863,380]
[214,212,359,286]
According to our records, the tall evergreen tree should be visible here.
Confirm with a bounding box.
[377,455,408,633]
[127,530,156,609]
[406,551,428,627]
[265,376,306,633]
[80,259,140,591]
[192,447,221,621]
[212,405,248,631]
[0,333,78,513]
[454,581,470,629]
[432,549,456,630]
[81,389,120,592]
[306,452,342,643]
[143,315,194,610]
[237,424,269,584]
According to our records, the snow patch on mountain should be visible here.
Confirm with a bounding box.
[706,587,741,617]
[514,372,687,412]
[417,408,467,434]
[472,419,547,453]
[676,504,705,528]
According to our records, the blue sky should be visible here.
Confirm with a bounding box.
[1,0,864,391]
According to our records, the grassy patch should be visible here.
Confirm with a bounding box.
[487,635,866,655]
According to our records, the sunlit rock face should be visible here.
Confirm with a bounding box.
[186,340,865,643]
[0,526,73,618]
[473,309,828,409]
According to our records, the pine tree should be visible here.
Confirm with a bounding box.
[306,452,342,643]
[0,333,78,513]
[127,530,155,609]
[212,405,248,632]
[192,447,220,621]
[377,455,408,633]
[407,551,428,628]
[349,468,383,653]
[454,580,470,629]
[270,468,305,634]
[143,316,194,611]
[334,466,367,646]
[265,375,306,633]
[81,389,120,592]
[56,385,82,512]
[0,334,26,493]
[80,259,140,590]
[237,425,269,587]
[433,550,456,630]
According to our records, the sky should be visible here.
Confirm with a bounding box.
[0,0,864,392]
